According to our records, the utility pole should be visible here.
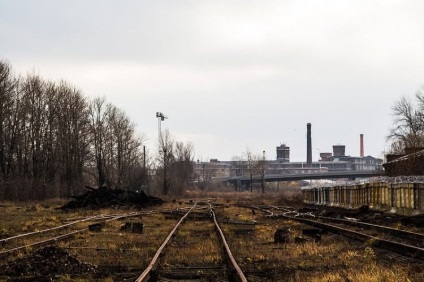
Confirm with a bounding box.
[143,146,148,195]
[261,151,266,193]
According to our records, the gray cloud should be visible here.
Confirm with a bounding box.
[1,0,424,161]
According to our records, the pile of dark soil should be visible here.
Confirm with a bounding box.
[61,186,163,210]
[1,246,96,278]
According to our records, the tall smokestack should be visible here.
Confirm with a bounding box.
[307,123,312,167]
[360,134,364,157]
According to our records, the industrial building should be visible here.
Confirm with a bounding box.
[194,123,383,181]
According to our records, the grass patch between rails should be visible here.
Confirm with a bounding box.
[161,220,223,266]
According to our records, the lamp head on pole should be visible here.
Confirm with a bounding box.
[156,112,167,121]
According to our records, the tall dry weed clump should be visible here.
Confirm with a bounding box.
[275,187,303,207]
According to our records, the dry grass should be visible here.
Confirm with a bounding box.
[162,220,223,266]
[1,192,424,281]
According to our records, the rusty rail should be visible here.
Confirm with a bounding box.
[210,205,248,282]
[135,203,198,282]
[136,202,247,282]
[0,215,101,244]
[0,228,89,257]
[263,205,424,246]
[0,211,145,245]
[309,215,424,243]
[251,205,424,260]
[0,212,143,258]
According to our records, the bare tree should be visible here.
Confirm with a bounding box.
[20,73,49,199]
[195,160,215,191]
[54,81,90,195]
[172,141,194,195]
[388,94,424,153]
[244,148,257,192]
[414,86,424,131]
[230,155,244,192]
[257,151,267,193]
[155,130,195,196]
[88,97,112,186]
[0,60,16,180]
[0,60,20,200]
[87,98,145,189]
[110,108,144,190]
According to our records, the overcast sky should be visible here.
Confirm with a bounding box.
[1,0,424,162]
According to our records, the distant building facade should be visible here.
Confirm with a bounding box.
[193,140,383,182]
[193,155,383,181]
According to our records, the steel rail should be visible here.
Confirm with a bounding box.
[135,203,198,282]
[0,211,144,244]
[264,205,424,244]
[284,215,424,258]
[0,212,143,258]
[250,206,424,259]
[210,205,248,282]
[0,215,101,244]
[308,215,424,243]
[0,228,89,257]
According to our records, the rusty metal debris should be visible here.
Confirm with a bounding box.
[120,222,144,233]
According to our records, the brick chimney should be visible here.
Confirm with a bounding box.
[307,123,312,167]
[360,134,364,157]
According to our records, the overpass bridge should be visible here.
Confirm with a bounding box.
[226,170,383,188]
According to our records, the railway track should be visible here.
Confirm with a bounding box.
[3,200,424,280]
[135,201,247,282]
[250,205,424,263]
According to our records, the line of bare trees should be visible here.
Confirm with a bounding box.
[0,60,146,200]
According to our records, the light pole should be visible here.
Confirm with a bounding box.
[156,112,167,145]
[156,112,168,195]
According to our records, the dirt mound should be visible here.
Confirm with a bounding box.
[1,246,96,278]
[61,186,163,209]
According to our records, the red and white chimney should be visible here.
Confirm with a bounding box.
[360,134,364,157]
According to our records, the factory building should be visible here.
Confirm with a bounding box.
[276,144,290,162]
[332,145,346,157]
[271,125,382,173]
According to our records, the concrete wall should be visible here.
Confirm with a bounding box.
[302,181,424,214]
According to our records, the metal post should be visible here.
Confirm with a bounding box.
[156,112,167,147]
[262,150,265,193]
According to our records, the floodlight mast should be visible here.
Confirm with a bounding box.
[156,112,167,144]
